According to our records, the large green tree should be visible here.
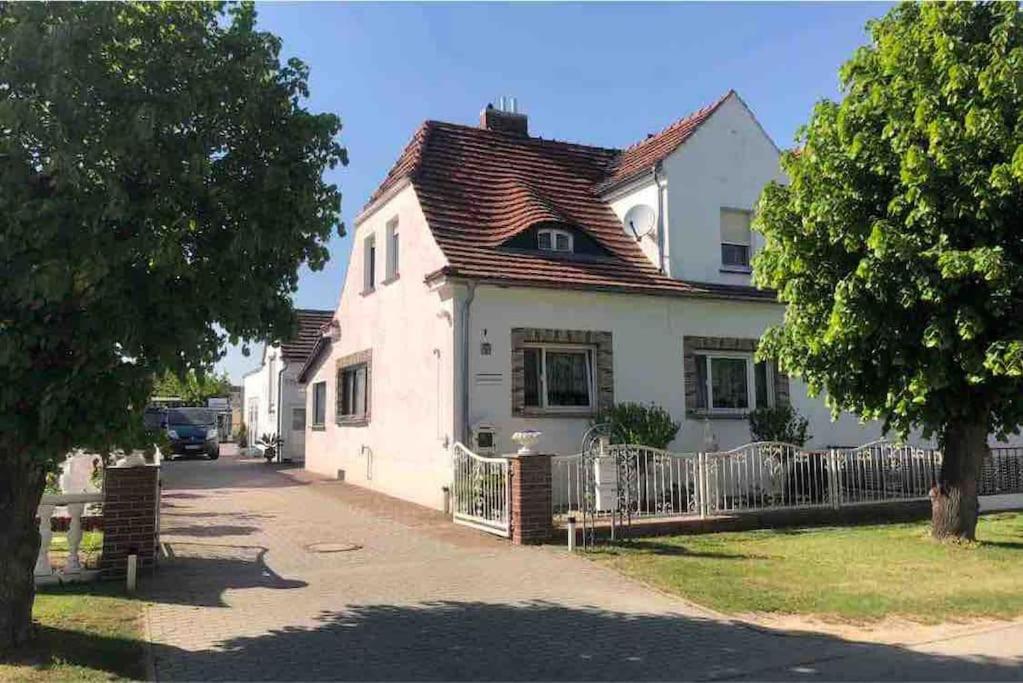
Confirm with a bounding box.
[153,370,233,405]
[754,2,1023,541]
[0,3,345,648]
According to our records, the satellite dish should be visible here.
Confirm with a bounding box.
[623,204,656,241]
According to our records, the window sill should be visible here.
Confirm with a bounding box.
[687,410,750,421]
[311,424,326,432]
[337,416,370,427]
[381,274,400,285]
[360,288,375,297]
[514,408,596,419]
[719,265,752,274]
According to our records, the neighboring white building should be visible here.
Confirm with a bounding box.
[242,309,334,462]
[299,92,887,510]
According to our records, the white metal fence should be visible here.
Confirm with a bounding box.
[553,440,949,523]
[982,446,1023,495]
[452,442,511,537]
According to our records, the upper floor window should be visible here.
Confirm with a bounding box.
[386,218,399,280]
[720,208,752,270]
[364,235,376,292]
[537,228,573,253]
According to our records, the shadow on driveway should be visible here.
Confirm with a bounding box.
[147,600,1023,681]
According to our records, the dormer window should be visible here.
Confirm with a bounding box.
[538,228,573,253]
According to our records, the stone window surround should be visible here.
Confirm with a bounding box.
[336,349,372,427]
[683,335,789,419]
[511,328,614,418]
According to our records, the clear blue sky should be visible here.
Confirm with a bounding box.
[217,1,889,383]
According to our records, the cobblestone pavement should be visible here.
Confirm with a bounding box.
[145,447,1023,681]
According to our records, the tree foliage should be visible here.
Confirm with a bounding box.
[153,370,233,406]
[754,2,1023,442]
[1,2,346,462]
[0,2,345,647]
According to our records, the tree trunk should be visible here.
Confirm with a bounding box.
[931,417,987,541]
[0,454,47,652]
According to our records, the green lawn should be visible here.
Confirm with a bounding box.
[0,583,147,681]
[590,512,1023,622]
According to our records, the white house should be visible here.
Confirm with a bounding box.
[242,309,334,462]
[299,92,888,510]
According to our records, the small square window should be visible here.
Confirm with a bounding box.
[537,228,573,253]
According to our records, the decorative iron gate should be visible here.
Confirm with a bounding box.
[451,442,511,537]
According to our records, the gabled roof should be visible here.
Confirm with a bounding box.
[280,309,334,364]
[361,91,775,302]
[597,90,734,192]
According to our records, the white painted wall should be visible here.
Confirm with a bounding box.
[241,346,308,460]
[607,179,662,272]
[464,284,884,458]
[302,184,457,510]
[660,94,783,286]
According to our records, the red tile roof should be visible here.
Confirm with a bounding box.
[280,309,334,364]
[598,91,734,192]
[363,92,774,302]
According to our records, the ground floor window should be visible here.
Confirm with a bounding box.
[692,352,773,414]
[523,345,595,410]
[311,381,326,429]
[338,363,369,420]
[291,407,306,431]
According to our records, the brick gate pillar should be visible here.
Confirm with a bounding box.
[507,453,552,545]
[101,462,160,579]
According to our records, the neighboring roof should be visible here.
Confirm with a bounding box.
[280,309,335,364]
[597,90,734,192]
[363,91,776,302]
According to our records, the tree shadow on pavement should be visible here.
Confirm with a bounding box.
[160,524,260,538]
[148,600,1023,681]
[145,544,306,608]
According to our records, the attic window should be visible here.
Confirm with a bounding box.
[538,228,573,253]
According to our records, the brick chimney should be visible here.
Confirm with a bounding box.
[480,98,528,136]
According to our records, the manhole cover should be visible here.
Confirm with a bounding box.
[306,542,362,554]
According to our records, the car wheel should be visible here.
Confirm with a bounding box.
[208,450,220,461]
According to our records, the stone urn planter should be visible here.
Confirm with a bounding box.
[511,430,542,455]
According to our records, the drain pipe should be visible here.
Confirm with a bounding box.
[275,360,286,462]
[653,162,668,275]
[460,281,477,445]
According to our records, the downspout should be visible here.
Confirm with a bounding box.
[460,281,477,445]
[653,163,667,275]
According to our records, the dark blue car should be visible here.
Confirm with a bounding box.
[166,407,220,460]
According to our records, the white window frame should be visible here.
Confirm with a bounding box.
[385,218,399,281]
[522,343,595,412]
[364,234,376,292]
[695,351,773,415]
[720,208,752,271]
[537,228,574,253]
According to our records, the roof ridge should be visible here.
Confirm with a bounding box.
[423,119,622,155]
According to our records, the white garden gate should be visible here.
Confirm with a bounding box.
[451,442,511,537]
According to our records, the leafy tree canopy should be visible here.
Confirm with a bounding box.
[153,370,233,406]
[1,2,347,462]
[754,1,1023,442]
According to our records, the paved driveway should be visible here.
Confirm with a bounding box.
[145,447,1023,681]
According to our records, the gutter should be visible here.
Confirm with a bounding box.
[459,281,477,444]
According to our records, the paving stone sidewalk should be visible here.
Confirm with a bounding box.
[144,448,1023,681]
